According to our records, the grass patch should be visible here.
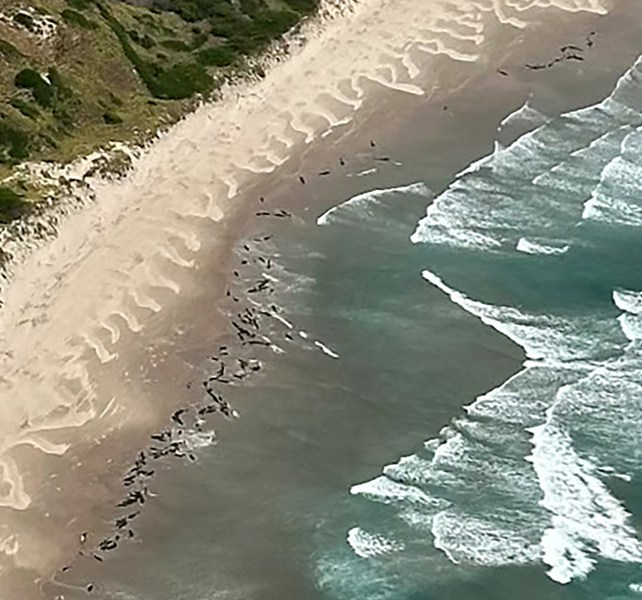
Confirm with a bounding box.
[9,98,40,120]
[103,110,123,124]
[160,39,190,52]
[65,0,93,10]
[0,38,22,58]
[61,9,99,30]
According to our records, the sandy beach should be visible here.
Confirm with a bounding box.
[1,0,639,595]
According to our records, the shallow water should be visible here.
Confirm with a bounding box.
[69,43,642,600]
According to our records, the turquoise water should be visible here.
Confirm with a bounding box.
[81,54,642,600]
[317,57,642,598]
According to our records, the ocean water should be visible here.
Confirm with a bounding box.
[77,53,642,600]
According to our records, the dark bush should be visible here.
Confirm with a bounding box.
[190,32,208,50]
[197,45,236,67]
[160,39,190,52]
[65,0,92,10]
[14,69,55,108]
[61,8,99,29]
[0,187,27,223]
[103,110,123,124]
[152,62,213,98]
[0,122,30,160]
[13,13,36,32]
[140,34,156,49]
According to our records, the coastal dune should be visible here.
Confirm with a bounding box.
[0,0,613,595]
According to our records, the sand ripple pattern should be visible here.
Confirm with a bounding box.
[0,0,609,593]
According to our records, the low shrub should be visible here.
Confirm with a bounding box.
[197,45,236,67]
[0,187,27,224]
[15,69,55,108]
[61,8,99,29]
[160,39,190,52]
[65,0,92,10]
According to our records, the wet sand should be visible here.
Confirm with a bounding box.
[1,0,641,596]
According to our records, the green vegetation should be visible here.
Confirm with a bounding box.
[61,8,99,29]
[65,0,92,10]
[0,0,321,199]
[103,110,123,124]
[15,69,55,108]
[160,39,190,52]
[0,121,30,161]
[197,45,236,67]
[9,99,41,120]
[96,2,213,99]
[0,187,28,224]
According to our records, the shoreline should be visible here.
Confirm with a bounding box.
[0,0,639,596]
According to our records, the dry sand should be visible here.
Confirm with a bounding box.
[0,0,626,596]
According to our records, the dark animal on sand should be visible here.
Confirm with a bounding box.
[319,169,331,175]
[370,140,376,147]
[299,175,306,184]
[171,409,187,425]
[256,211,271,216]
[374,157,390,162]
[339,157,346,166]
[497,69,508,76]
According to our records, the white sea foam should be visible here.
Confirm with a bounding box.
[613,288,642,314]
[346,51,642,589]
[500,98,550,132]
[314,340,340,358]
[516,237,569,255]
[422,270,625,362]
[317,182,430,226]
[528,419,642,584]
[350,476,440,508]
[432,512,541,567]
[347,527,405,558]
